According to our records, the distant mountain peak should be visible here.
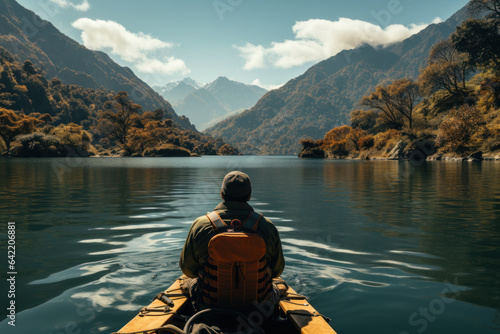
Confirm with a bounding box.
[181,77,201,88]
[214,76,230,82]
[172,77,268,131]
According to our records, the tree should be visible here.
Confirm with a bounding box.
[361,86,402,130]
[22,60,37,75]
[469,0,500,17]
[218,144,239,155]
[391,79,421,130]
[419,40,473,96]
[361,78,421,129]
[452,19,500,70]
[300,138,323,149]
[97,91,142,152]
[345,128,367,151]
[321,125,351,157]
[350,109,377,132]
[437,105,484,152]
[0,108,41,151]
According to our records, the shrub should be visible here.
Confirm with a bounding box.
[351,109,377,132]
[299,138,323,149]
[11,132,64,157]
[358,135,374,149]
[327,140,349,157]
[321,126,352,157]
[143,144,191,157]
[0,135,6,152]
[477,78,500,113]
[323,126,351,144]
[373,129,401,152]
[51,123,92,153]
[481,137,500,152]
[218,144,239,155]
[437,105,484,153]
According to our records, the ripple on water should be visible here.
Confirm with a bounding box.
[29,258,119,285]
[375,259,442,271]
[88,230,185,256]
[91,223,174,231]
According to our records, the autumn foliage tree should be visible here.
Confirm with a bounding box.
[437,105,484,152]
[127,119,174,154]
[0,107,41,151]
[419,40,473,97]
[361,78,421,129]
[218,144,239,155]
[350,109,377,132]
[97,91,142,152]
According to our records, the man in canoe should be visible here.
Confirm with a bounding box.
[180,171,285,314]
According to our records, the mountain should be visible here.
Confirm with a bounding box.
[173,76,267,130]
[153,77,201,105]
[205,4,472,154]
[204,76,267,111]
[174,88,230,130]
[0,0,194,130]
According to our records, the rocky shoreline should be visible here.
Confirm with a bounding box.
[299,139,500,162]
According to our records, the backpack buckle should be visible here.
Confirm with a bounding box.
[230,219,242,229]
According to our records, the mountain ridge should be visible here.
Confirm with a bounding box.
[171,76,267,130]
[0,0,194,130]
[205,3,472,154]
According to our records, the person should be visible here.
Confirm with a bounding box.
[179,171,285,313]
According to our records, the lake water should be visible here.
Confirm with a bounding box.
[0,156,499,334]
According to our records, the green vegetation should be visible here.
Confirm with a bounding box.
[0,48,238,157]
[300,5,500,160]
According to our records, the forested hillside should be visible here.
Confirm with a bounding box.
[0,48,238,157]
[206,5,471,154]
[0,0,192,129]
[299,1,499,161]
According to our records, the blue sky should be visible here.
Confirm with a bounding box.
[16,0,470,89]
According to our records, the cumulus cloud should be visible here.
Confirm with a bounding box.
[72,18,190,76]
[50,0,90,11]
[136,57,190,76]
[251,79,283,91]
[238,44,266,71]
[72,18,171,62]
[236,17,443,70]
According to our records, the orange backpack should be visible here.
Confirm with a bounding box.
[201,211,272,307]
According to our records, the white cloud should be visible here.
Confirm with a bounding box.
[251,79,283,91]
[72,18,171,62]
[236,44,266,70]
[236,17,443,70]
[136,57,190,76]
[50,0,90,11]
[72,18,190,76]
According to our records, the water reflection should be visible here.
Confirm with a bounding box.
[0,157,499,334]
[321,161,500,311]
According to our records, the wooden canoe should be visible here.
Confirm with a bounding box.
[116,275,337,334]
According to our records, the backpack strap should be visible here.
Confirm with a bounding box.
[206,211,226,231]
[243,211,263,231]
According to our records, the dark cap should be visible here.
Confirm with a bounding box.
[221,171,251,201]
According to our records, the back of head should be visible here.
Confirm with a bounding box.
[220,171,252,202]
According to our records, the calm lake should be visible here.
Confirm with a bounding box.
[0,156,499,334]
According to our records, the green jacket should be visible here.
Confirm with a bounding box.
[180,201,285,279]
